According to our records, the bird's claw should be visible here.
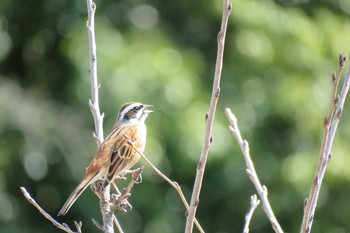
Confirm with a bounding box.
[111,193,132,212]
[116,173,127,181]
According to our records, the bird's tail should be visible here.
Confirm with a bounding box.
[57,174,97,216]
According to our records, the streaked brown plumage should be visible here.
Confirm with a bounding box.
[57,102,152,216]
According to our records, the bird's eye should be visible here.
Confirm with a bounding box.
[133,105,143,111]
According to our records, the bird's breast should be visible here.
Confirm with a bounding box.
[135,123,147,152]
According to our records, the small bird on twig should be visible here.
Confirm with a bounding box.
[58,102,152,216]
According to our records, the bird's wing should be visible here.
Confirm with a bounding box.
[58,124,142,216]
[104,124,141,185]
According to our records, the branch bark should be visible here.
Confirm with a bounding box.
[86,0,104,146]
[243,195,260,233]
[185,0,231,232]
[20,187,82,233]
[91,169,143,233]
[85,1,118,232]
[125,136,204,233]
[300,55,349,233]
[225,108,284,233]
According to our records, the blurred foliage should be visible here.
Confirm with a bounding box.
[1,0,350,232]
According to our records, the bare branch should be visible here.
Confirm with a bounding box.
[112,216,124,233]
[91,169,142,233]
[111,182,126,233]
[124,136,204,233]
[185,0,232,232]
[300,55,349,233]
[86,0,104,146]
[111,181,131,211]
[243,195,260,233]
[225,109,284,233]
[20,187,82,233]
[85,1,118,232]
[110,168,144,213]
[91,188,126,233]
[92,218,104,232]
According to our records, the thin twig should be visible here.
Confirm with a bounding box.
[111,182,126,233]
[300,55,349,233]
[92,218,104,232]
[315,56,346,175]
[20,187,82,233]
[243,195,260,233]
[110,168,144,212]
[124,136,204,233]
[113,216,124,233]
[111,181,131,210]
[86,0,104,146]
[225,108,284,233]
[185,0,232,232]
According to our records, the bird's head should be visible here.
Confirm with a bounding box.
[117,102,152,124]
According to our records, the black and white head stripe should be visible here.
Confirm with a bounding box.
[117,102,152,122]
[119,102,142,118]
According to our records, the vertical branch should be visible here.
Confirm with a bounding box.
[85,1,115,233]
[185,0,232,232]
[86,0,104,146]
[100,185,114,233]
[300,55,349,233]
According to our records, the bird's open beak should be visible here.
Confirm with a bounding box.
[143,104,153,113]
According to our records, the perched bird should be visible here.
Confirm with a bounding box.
[58,102,152,216]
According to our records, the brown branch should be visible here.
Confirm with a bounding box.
[124,136,204,233]
[20,187,82,233]
[185,0,232,232]
[300,55,349,233]
[225,109,284,233]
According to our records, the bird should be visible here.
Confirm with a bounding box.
[57,102,152,216]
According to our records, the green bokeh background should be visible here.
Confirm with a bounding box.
[1,0,350,232]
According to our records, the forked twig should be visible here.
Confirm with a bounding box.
[91,184,125,233]
[124,135,204,233]
[91,169,143,233]
[20,187,82,233]
[111,182,126,233]
[300,55,349,233]
[225,108,283,233]
[110,167,144,212]
[185,0,232,232]
[243,195,260,233]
